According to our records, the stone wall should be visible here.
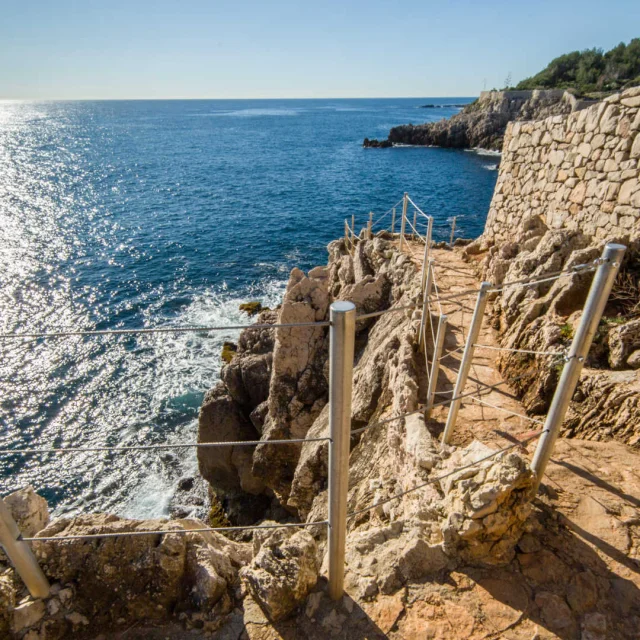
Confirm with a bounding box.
[483,86,640,245]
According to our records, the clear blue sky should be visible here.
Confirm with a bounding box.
[1,0,638,99]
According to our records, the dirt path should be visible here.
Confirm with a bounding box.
[399,239,640,636]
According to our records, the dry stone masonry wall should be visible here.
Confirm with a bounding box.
[484,86,640,245]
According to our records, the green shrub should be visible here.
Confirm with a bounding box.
[512,38,640,94]
[560,323,574,340]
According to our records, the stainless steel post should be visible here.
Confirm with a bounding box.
[412,209,417,240]
[0,499,50,599]
[449,217,457,246]
[368,212,373,239]
[327,301,356,600]
[399,193,408,251]
[391,208,396,235]
[442,282,491,444]
[426,314,448,417]
[425,216,433,264]
[531,243,625,490]
[418,259,434,347]
[420,238,430,294]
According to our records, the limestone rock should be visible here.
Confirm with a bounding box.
[32,514,250,629]
[4,486,50,537]
[0,575,15,637]
[198,383,263,493]
[12,600,45,633]
[439,442,535,564]
[608,318,640,369]
[365,89,579,151]
[240,529,319,621]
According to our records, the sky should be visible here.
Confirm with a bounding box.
[1,0,639,100]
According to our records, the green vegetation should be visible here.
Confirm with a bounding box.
[512,38,640,95]
[208,495,230,528]
[239,301,265,316]
[221,341,237,364]
[560,323,574,341]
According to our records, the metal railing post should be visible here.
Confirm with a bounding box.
[426,315,448,417]
[368,212,373,239]
[327,301,356,600]
[391,208,396,235]
[449,217,457,247]
[442,282,491,445]
[418,259,434,347]
[420,239,430,295]
[344,219,349,246]
[0,499,50,599]
[399,193,408,251]
[531,243,625,490]
[425,216,433,264]
[412,209,417,240]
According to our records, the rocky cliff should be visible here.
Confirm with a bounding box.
[2,89,640,637]
[363,90,595,151]
[2,230,639,638]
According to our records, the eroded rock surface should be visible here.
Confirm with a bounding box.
[364,89,592,151]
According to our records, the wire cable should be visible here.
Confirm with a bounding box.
[0,437,331,457]
[0,321,329,340]
[473,344,567,358]
[467,396,545,425]
[24,520,329,543]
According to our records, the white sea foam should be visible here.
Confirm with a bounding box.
[483,163,499,171]
[112,278,288,518]
[466,147,502,157]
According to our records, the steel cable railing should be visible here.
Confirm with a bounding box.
[0,195,624,606]
[24,520,329,543]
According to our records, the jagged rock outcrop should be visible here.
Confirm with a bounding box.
[198,236,415,514]
[240,529,319,621]
[0,508,252,638]
[363,89,594,151]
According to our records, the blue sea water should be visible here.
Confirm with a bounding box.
[0,98,498,518]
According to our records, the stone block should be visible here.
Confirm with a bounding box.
[569,182,586,204]
[577,142,591,157]
[618,179,638,204]
[600,105,621,134]
[604,158,618,172]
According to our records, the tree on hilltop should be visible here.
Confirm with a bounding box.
[513,38,640,94]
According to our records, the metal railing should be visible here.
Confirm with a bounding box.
[0,190,626,606]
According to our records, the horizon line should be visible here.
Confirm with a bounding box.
[0,95,479,102]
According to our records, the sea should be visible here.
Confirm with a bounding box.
[0,98,498,518]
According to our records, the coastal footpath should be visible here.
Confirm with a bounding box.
[0,86,639,639]
[363,89,596,151]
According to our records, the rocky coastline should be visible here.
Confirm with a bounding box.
[364,89,597,151]
[1,86,639,639]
